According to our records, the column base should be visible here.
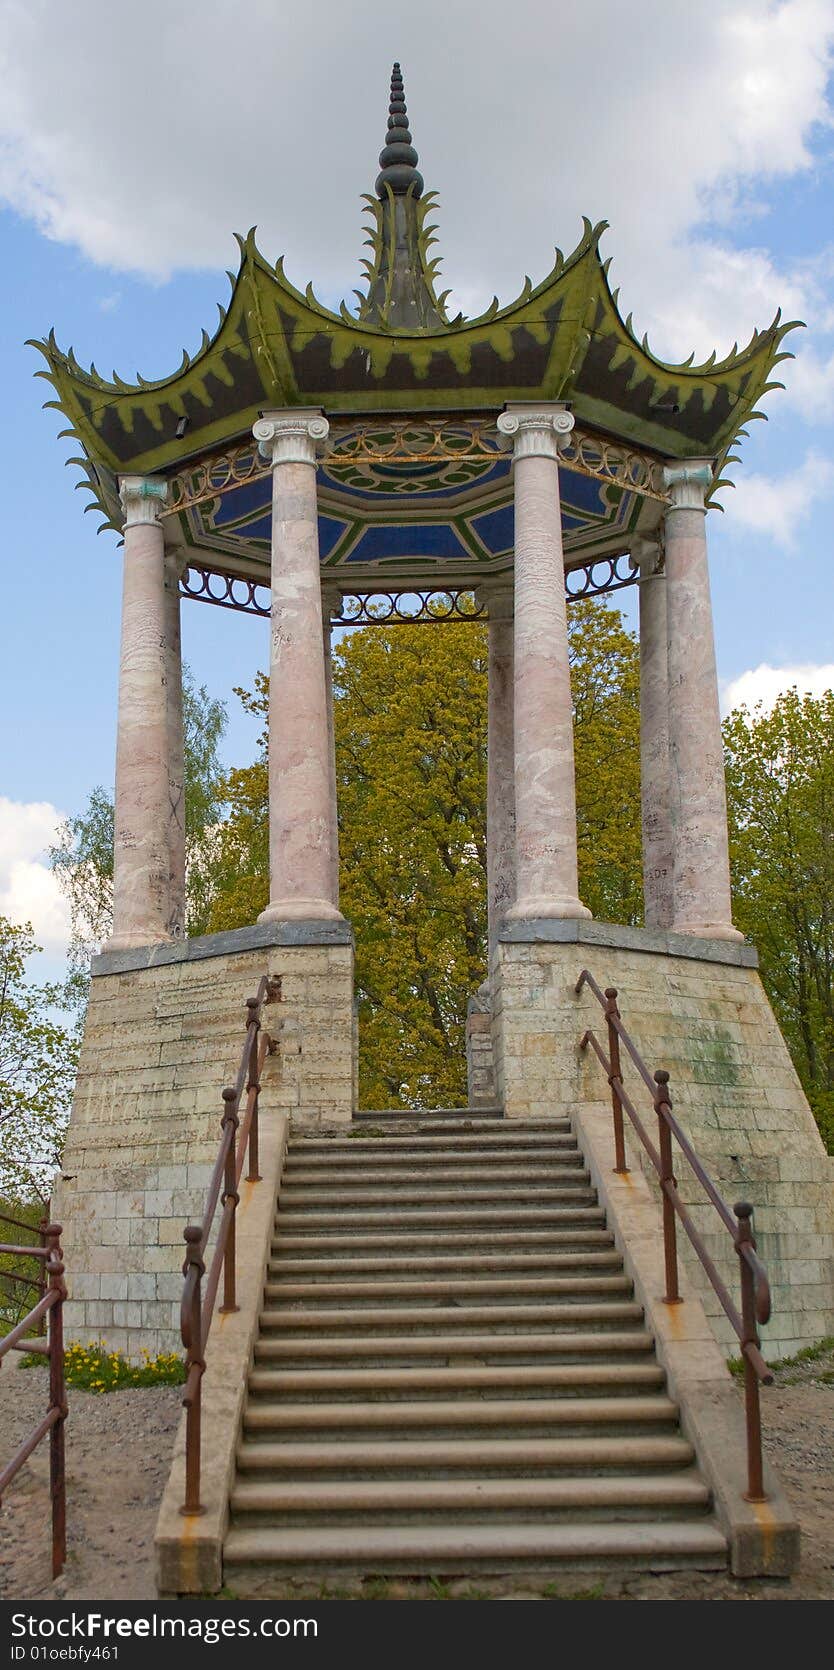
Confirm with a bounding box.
[507,896,592,922]
[103,929,173,953]
[672,920,745,943]
[258,898,344,924]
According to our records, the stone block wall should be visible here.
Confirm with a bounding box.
[494,920,834,1358]
[52,921,354,1358]
[465,999,498,1109]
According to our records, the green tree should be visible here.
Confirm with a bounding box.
[50,668,227,974]
[724,687,834,1151]
[0,918,78,1205]
[572,599,643,924]
[207,599,642,1108]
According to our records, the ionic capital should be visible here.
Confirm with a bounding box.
[119,475,168,527]
[497,404,575,464]
[475,581,514,622]
[632,534,663,577]
[662,460,713,512]
[321,584,344,624]
[254,409,330,468]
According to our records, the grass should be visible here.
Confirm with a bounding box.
[21,1339,186,1392]
[728,1334,834,1377]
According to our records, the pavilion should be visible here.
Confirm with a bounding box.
[33,66,832,1389]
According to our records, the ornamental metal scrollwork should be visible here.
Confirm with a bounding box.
[163,418,669,518]
[179,559,643,622]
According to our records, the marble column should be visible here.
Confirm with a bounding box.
[107,476,173,951]
[483,585,516,973]
[635,536,673,930]
[163,548,186,940]
[321,585,341,910]
[663,461,741,941]
[497,405,590,922]
[252,410,342,922]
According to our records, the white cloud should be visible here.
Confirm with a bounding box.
[722,662,834,713]
[780,343,834,421]
[0,798,70,958]
[0,0,831,364]
[719,449,834,548]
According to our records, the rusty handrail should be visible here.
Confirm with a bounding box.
[576,968,773,1503]
[179,976,280,1515]
[0,1225,67,1577]
[0,1212,49,1332]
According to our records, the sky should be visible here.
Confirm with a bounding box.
[0,0,833,981]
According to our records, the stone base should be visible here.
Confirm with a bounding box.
[494,919,834,1358]
[53,921,355,1359]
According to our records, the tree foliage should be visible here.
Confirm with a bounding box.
[207,600,642,1108]
[0,918,78,1204]
[725,688,834,1151]
[50,669,227,973]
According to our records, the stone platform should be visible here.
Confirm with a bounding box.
[53,921,355,1358]
[493,920,834,1357]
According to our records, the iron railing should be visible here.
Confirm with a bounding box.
[0,1223,67,1576]
[180,976,280,1515]
[576,969,773,1503]
[0,1211,48,1332]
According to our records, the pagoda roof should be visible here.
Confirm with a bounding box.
[29,68,800,537]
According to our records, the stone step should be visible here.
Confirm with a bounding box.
[284,1160,585,1184]
[273,1228,616,1253]
[235,1432,696,1478]
[223,1518,727,1574]
[258,1301,643,1334]
[254,1328,653,1366]
[277,1182,595,1209]
[247,1362,666,1400]
[350,1109,505,1123]
[264,1274,633,1305]
[230,1470,710,1523]
[268,1251,625,1279]
[287,1137,579,1162]
[274,1205,607,1231]
[242,1394,681,1440]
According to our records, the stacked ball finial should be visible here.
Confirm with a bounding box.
[375,61,424,198]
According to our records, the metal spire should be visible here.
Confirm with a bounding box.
[375,62,424,199]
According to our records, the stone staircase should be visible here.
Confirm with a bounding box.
[223,1117,728,1584]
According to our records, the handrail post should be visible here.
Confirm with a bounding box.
[604,988,628,1174]
[44,1224,67,1578]
[245,997,262,1183]
[654,1070,681,1305]
[219,1087,240,1313]
[37,1216,48,1336]
[735,1201,768,1503]
[181,1225,206,1516]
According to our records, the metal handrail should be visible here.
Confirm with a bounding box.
[179,976,280,1515]
[0,1212,48,1330]
[576,968,773,1502]
[0,1225,67,1576]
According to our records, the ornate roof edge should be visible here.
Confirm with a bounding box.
[28,216,803,529]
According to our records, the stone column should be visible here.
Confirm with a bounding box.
[663,461,741,941]
[482,584,516,972]
[497,405,590,922]
[635,536,673,929]
[163,549,186,940]
[321,585,341,910]
[252,411,342,922]
[107,476,172,951]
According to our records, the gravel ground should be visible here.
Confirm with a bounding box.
[0,1350,832,1602]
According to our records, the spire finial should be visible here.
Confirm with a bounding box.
[375,61,424,199]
